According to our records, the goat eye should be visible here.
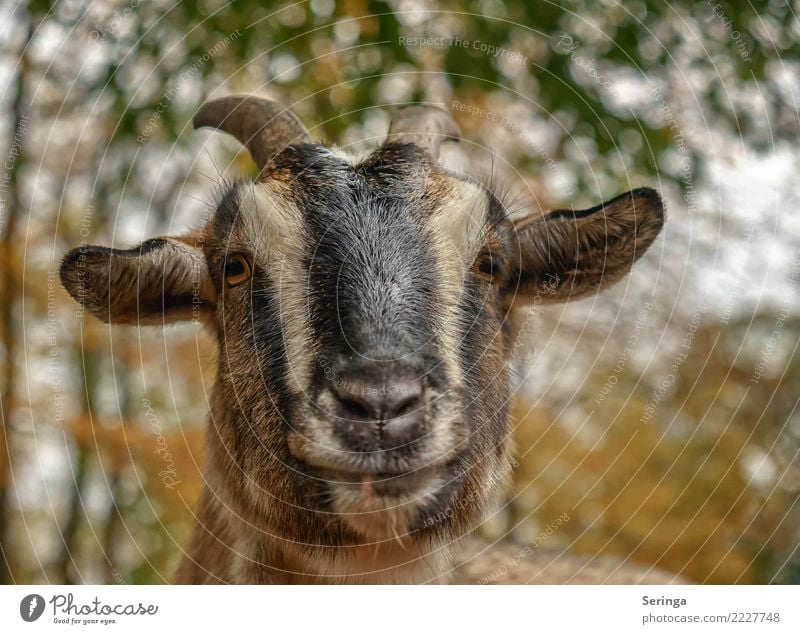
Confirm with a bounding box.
[474,253,499,281]
[224,254,252,287]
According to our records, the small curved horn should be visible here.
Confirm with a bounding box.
[193,96,311,172]
[385,105,460,158]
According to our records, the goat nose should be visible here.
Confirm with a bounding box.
[331,377,423,421]
[328,376,426,451]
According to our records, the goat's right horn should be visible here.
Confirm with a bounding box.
[193,96,311,172]
[385,105,461,159]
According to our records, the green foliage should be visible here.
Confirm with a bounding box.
[26,0,799,198]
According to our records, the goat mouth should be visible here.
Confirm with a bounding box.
[306,463,440,499]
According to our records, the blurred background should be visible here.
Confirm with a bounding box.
[0,0,798,584]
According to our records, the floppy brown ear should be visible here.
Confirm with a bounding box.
[59,235,216,325]
[502,187,665,306]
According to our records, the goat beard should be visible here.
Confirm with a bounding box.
[326,470,448,542]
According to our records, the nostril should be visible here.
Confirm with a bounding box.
[336,394,372,420]
[330,380,381,420]
[385,381,423,420]
[381,384,425,448]
[328,376,424,422]
[391,392,421,419]
[325,373,428,450]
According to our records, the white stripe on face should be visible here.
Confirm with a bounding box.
[235,181,315,396]
[424,178,491,385]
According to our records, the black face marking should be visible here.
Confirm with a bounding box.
[248,272,290,395]
[307,193,440,364]
[280,155,445,382]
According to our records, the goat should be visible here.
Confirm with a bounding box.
[60,96,672,584]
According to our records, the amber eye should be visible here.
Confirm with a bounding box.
[474,252,500,281]
[224,254,252,287]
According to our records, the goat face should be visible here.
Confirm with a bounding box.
[60,97,664,545]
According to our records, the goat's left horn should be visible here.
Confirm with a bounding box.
[193,96,311,172]
[385,105,460,158]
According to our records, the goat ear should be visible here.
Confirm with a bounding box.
[502,188,664,307]
[59,235,216,325]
